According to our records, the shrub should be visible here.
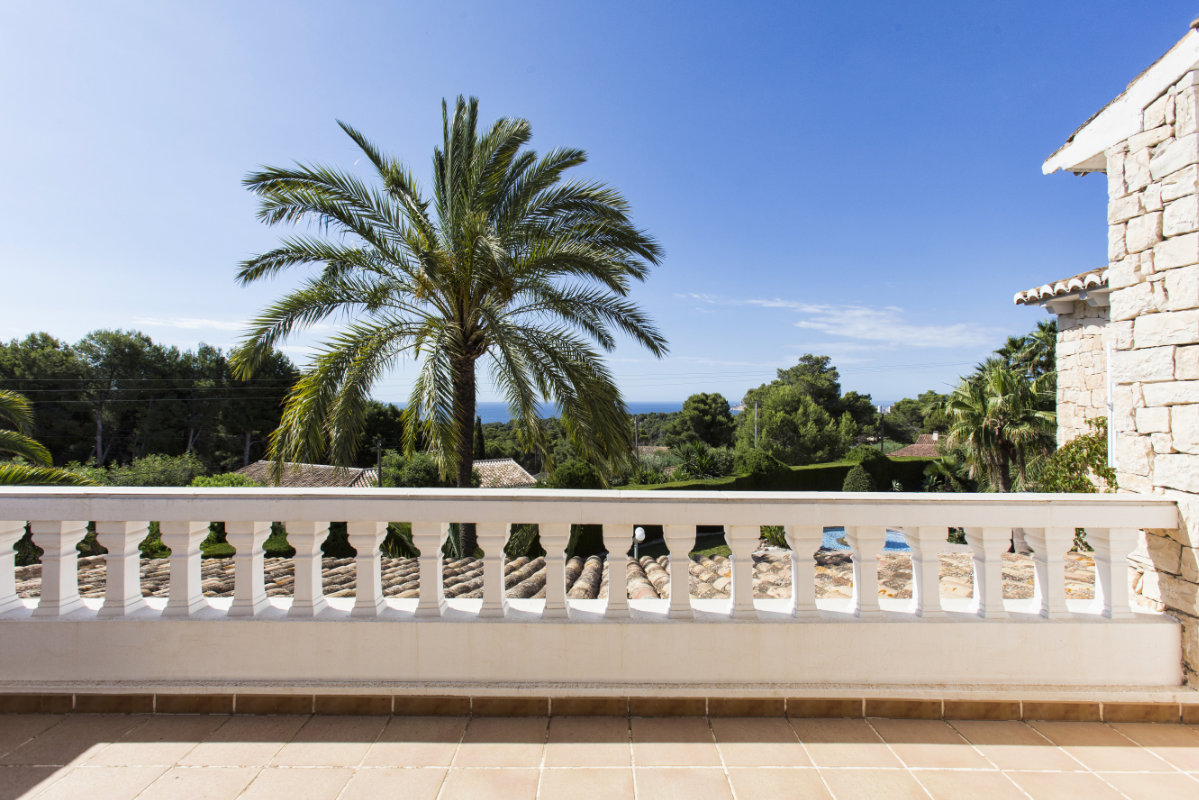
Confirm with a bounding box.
[846,446,891,487]
[842,463,875,492]
[546,459,603,489]
[105,453,206,487]
[1033,418,1115,493]
[734,448,787,480]
[673,442,734,480]
[191,472,262,488]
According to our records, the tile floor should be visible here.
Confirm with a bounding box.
[1,713,1198,799]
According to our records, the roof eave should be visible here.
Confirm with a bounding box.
[1043,29,1199,176]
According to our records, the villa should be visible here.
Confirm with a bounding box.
[3,18,1199,800]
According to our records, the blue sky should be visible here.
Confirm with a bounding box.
[2,2,1195,406]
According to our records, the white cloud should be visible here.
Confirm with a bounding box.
[133,316,247,332]
[676,293,1001,349]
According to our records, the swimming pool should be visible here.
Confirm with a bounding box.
[820,526,909,551]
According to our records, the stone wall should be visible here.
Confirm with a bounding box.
[1105,69,1199,682]
[1055,300,1111,447]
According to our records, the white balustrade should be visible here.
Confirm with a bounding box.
[0,521,26,614]
[726,525,759,619]
[160,521,208,618]
[285,520,328,618]
[539,523,570,619]
[603,525,629,618]
[411,521,446,618]
[0,488,1186,691]
[0,488,1180,627]
[844,526,887,617]
[95,521,148,618]
[226,521,271,617]
[346,521,386,618]
[662,524,693,619]
[785,525,822,618]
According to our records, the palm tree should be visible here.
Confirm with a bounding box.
[232,97,667,514]
[0,390,95,486]
[944,360,1055,492]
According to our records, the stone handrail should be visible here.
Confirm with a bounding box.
[0,487,1180,623]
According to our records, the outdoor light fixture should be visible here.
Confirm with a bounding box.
[633,526,646,561]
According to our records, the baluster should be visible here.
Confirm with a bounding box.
[285,520,328,618]
[540,523,571,620]
[226,521,271,617]
[95,521,149,618]
[411,522,447,618]
[909,527,946,618]
[160,521,209,618]
[29,521,87,617]
[476,522,508,618]
[347,521,386,618]
[602,525,629,618]
[784,525,821,618]
[1024,527,1072,618]
[726,525,759,619]
[844,526,886,617]
[662,524,693,619]
[964,527,1009,618]
[0,521,27,614]
[1090,527,1140,619]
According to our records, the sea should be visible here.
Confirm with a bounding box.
[474,400,684,424]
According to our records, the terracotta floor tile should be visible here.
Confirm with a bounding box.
[818,768,929,800]
[34,766,167,800]
[540,767,635,800]
[915,769,1028,800]
[440,767,539,798]
[631,717,721,767]
[1107,722,1199,771]
[710,717,811,767]
[136,766,260,800]
[0,714,144,766]
[948,720,1083,771]
[453,717,546,768]
[84,715,227,766]
[789,718,902,768]
[1097,771,1199,800]
[1006,770,1131,800]
[544,716,631,767]
[635,767,734,799]
[360,716,465,767]
[178,715,306,767]
[237,766,353,799]
[726,767,832,799]
[869,718,991,769]
[338,767,447,800]
[1027,721,1176,772]
[269,715,385,767]
[0,715,64,759]
[0,765,60,800]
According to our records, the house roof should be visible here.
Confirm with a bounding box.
[1013,268,1109,306]
[473,458,537,488]
[890,434,941,459]
[1044,22,1199,175]
[235,461,378,488]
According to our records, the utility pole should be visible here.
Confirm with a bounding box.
[754,403,759,449]
[375,435,383,487]
[877,405,891,453]
[634,415,639,448]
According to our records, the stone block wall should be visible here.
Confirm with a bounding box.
[1055,300,1111,447]
[1105,70,1199,681]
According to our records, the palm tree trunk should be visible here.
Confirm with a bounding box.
[453,357,478,555]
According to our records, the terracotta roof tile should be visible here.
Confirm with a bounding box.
[890,434,942,459]
[234,461,378,488]
[1013,268,1108,306]
[473,458,536,488]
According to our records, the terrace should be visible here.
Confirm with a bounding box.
[0,486,1196,798]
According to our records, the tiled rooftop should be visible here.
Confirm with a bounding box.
[234,461,378,488]
[1,712,1198,799]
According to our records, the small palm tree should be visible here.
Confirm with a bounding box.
[945,360,1055,492]
[232,97,667,537]
[0,390,95,486]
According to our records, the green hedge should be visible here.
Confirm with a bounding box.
[634,457,935,492]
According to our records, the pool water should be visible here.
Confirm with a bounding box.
[820,526,910,552]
